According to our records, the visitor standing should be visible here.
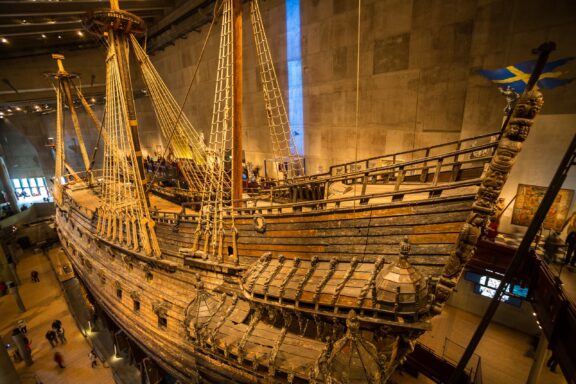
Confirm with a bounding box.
[89,350,98,368]
[53,351,65,368]
[30,270,40,283]
[52,319,62,331]
[565,231,576,266]
[17,319,27,334]
[56,327,66,344]
[45,330,57,348]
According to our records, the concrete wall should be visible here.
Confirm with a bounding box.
[0,0,575,178]
[0,117,47,180]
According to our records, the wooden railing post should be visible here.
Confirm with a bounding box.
[433,158,443,186]
[394,166,405,192]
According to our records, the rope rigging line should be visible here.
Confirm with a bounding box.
[250,0,305,179]
[131,34,208,192]
[193,0,238,263]
[143,0,223,194]
[96,32,160,257]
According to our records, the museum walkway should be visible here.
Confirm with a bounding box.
[1,246,572,384]
[0,247,139,384]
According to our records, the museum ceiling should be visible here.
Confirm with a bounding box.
[0,0,216,59]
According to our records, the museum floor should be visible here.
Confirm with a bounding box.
[0,248,570,384]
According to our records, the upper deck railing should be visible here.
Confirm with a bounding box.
[61,131,500,220]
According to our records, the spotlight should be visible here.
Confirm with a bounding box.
[41,34,47,39]
[1,38,8,44]
[58,35,62,39]
[90,97,96,103]
[77,31,84,37]
[15,107,21,111]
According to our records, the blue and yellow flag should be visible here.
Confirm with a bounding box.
[479,57,574,92]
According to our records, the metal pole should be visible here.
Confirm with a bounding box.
[0,337,20,384]
[11,330,32,367]
[7,281,26,312]
[526,335,548,384]
[448,133,576,383]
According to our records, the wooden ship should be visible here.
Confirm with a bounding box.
[51,0,551,383]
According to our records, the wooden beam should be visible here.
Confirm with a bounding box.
[232,0,243,205]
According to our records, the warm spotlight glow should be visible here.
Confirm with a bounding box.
[90,97,96,103]
[15,107,21,111]
[77,31,84,37]
[41,34,47,39]
[58,35,62,39]
[1,38,8,44]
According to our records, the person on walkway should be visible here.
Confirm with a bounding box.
[89,350,98,368]
[30,270,40,283]
[565,231,576,266]
[547,352,558,373]
[17,319,27,334]
[53,351,65,368]
[544,231,562,263]
[56,327,66,344]
[52,319,62,331]
[45,330,57,348]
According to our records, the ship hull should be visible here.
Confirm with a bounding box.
[56,184,477,383]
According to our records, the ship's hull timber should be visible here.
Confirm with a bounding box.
[56,179,478,383]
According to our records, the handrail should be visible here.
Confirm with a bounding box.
[262,142,496,196]
[149,179,480,223]
[328,131,499,175]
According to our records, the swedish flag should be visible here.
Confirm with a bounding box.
[479,57,574,92]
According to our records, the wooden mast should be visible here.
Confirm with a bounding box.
[52,54,92,177]
[232,0,243,206]
[108,0,150,205]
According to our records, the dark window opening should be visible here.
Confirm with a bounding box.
[146,272,153,282]
[133,300,140,312]
[158,316,167,329]
[116,289,122,300]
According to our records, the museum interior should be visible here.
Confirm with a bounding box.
[0,0,575,383]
